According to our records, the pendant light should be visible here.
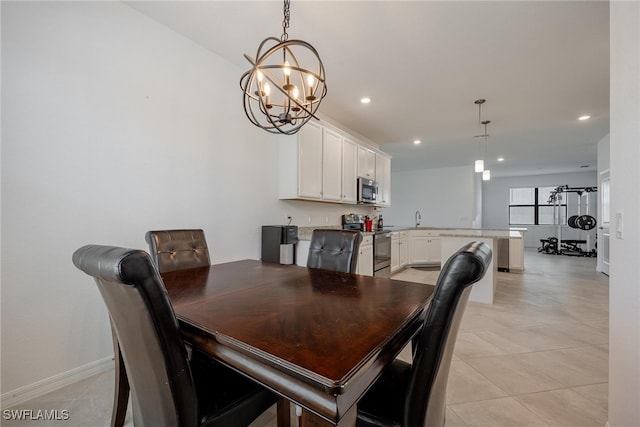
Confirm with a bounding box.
[481,120,491,181]
[474,99,486,173]
[240,0,327,135]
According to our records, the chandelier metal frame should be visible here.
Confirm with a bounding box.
[240,0,327,135]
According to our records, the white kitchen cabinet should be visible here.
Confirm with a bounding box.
[427,237,442,264]
[297,121,323,199]
[358,145,376,179]
[399,231,409,269]
[357,235,374,276]
[280,120,391,205]
[322,128,342,201]
[408,230,442,266]
[341,138,358,203]
[375,153,391,206]
[279,120,323,200]
[391,232,400,273]
[279,121,342,202]
[509,236,525,271]
[409,234,429,264]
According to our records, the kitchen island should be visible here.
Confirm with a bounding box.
[437,229,525,304]
[295,226,525,304]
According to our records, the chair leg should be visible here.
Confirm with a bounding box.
[110,329,129,427]
[276,399,291,427]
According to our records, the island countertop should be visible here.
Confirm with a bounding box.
[296,226,526,241]
[382,227,527,239]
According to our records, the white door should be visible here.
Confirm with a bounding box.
[341,138,358,203]
[357,146,376,179]
[298,122,323,199]
[321,128,343,201]
[599,170,610,275]
[375,153,391,206]
[357,243,374,276]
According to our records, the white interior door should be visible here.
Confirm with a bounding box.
[599,170,610,275]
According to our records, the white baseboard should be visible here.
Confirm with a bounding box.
[1,356,114,409]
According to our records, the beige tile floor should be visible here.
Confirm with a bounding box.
[3,249,608,426]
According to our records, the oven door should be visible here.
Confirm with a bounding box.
[374,233,392,276]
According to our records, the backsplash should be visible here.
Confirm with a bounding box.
[297,225,342,240]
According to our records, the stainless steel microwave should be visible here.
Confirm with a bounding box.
[357,177,378,204]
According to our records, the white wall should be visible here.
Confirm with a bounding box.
[482,171,598,248]
[0,2,372,401]
[609,2,640,425]
[382,166,476,228]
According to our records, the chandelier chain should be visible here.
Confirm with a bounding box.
[281,0,290,41]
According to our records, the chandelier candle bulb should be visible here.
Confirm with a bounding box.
[283,61,294,91]
[292,87,301,111]
[264,82,272,108]
[256,70,264,96]
[307,74,316,100]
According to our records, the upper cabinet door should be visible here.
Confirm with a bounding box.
[341,138,358,203]
[358,146,376,179]
[322,128,342,201]
[298,121,323,199]
[375,153,391,206]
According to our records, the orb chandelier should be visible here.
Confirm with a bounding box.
[240,0,327,135]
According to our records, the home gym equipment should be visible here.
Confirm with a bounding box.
[538,185,598,256]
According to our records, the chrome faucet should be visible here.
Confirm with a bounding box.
[415,210,422,228]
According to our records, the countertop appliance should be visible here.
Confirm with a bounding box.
[342,213,364,231]
[262,225,298,265]
[374,232,392,278]
[357,177,378,204]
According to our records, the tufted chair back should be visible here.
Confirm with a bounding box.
[307,229,363,274]
[355,241,492,427]
[73,245,279,427]
[145,229,210,273]
[407,241,491,426]
[73,245,197,426]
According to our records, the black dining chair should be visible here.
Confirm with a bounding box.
[102,229,212,426]
[73,245,280,427]
[355,241,492,427]
[306,229,363,274]
[145,229,211,273]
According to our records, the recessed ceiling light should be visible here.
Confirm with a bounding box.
[413,140,421,145]
[360,97,371,104]
[497,157,504,162]
[578,115,591,121]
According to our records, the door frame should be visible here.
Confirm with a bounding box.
[597,169,610,275]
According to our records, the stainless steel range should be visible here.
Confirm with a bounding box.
[373,232,391,277]
[342,213,391,277]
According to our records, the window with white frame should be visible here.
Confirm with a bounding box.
[509,187,567,225]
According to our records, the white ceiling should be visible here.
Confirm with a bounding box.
[126,1,609,178]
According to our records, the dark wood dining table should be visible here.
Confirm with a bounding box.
[161,259,435,426]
